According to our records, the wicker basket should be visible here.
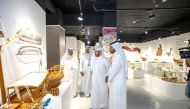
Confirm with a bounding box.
[47,65,64,89]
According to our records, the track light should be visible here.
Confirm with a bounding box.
[149,14,155,19]
[78,16,83,21]
[145,29,148,35]
[80,26,85,34]
[184,40,190,44]
[87,40,90,44]
[162,0,167,2]
[146,10,155,20]
[132,20,138,24]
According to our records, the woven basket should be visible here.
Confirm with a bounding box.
[47,65,64,89]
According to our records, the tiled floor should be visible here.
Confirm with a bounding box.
[71,79,190,109]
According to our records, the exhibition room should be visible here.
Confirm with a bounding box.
[0,0,190,109]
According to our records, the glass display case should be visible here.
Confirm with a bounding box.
[128,62,144,70]
[144,62,188,100]
[150,62,186,84]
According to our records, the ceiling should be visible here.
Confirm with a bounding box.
[38,0,190,43]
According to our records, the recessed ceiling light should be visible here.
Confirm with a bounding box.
[77,16,83,21]
[158,38,161,40]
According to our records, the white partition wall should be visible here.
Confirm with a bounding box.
[46,25,66,68]
[66,36,78,51]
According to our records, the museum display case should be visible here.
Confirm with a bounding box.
[128,62,144,70]
[144,62,189,100]
[128,62,145,79]
[150,62,186,84]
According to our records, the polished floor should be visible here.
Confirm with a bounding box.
[71,79,190,109]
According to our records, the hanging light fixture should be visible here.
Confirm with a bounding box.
[78,0,84,21]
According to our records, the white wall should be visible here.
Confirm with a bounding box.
[0,0,46,87]
[140,33,190,62]
[122,33,190,62]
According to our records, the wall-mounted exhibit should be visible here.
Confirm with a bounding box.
[0,0,72,108]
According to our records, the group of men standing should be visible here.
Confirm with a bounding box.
[61,41,128,109]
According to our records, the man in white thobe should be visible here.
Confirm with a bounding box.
[105,41,128,109]
[80,47,92,96]
[90,45,110,109]
[61,48,78,97]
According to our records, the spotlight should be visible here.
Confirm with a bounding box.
[149,14,155,19]
[132,20,138,24]
[184,40,189,44]
[87,40,90,44]
[77,16,83,21]
[162,0,167,2]
[146,10,156,19]
[145,29,148,35]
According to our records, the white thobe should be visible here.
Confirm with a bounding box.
[108,52,127,109]
[80,53,92,94]
[61,55,78,96]
[90,55,110,109]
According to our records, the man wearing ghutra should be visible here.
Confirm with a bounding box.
[90,44,110,109]
[105,41,128,109]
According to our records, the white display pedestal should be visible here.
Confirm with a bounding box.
[144,73,189,100]
[144,72,153,88]
[128,68,145,79]
[43,81,72,109]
